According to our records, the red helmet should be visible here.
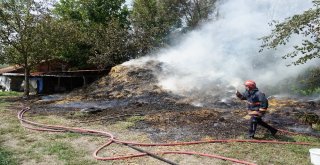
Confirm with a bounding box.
[244,80,256,89]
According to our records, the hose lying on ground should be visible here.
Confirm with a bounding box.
[18,107,316,165]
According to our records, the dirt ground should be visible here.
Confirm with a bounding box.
[29,96,320,143]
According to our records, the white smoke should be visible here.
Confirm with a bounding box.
[124,0,317,100]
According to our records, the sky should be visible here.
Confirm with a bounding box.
[125,0,133,7]
[124,0,318,100]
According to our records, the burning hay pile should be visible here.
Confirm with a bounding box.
[72,60,179,103]
[71,59,243,109]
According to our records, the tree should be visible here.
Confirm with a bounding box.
[179,0,218,30]
[0,0,48,96]
[53,0,132,68]
[131,0,183,54]
[87,20,135,68]
[0,0,75,97]
[54,0,129,26]
[53,0,87,22]
[260,0,320,66]
[130,0,218,55]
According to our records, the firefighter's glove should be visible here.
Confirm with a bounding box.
[236,90,242,98]
[259,108,267,112]
[259,108,267,115]
[248,110,262,116]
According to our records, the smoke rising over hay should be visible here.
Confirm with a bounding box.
[124,0,317,100]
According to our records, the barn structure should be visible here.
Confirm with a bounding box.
[0,61,108,94]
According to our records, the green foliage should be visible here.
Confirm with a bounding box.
[0,0,36,96]
[263,66,320,96]
[0,0,43,66]
[290,67,320,95]
[53,0,87,22]
[59,42,92,69]
[0,0,70,67]
[260,0,320,66]
[54,0,129,26]
[87,20,134,68]
[0,64,8,69]
[54,0,131,68]
[0,0,79,96]
[0,0,219,73]
[85,0,129,26]
[131,0,218,55]
[131,0,182,54]
[179,0,218,29]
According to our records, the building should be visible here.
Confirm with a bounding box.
[0,61,108,94]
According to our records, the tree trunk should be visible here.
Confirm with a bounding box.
[23,65,30,98]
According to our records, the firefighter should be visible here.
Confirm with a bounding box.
[236,80,277,139]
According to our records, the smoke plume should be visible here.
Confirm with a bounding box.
[124,0,318,102]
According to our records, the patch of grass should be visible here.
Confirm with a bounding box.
[0,146,18,165]
[24,143,43,163]
[0,127,20,136]
[126,115,144,123]
[109,116,144,130]
[48,133,81,140]
[45,142,76,161]
[0,100,9,108]
[285,144,309,155]
[215,142,313,165]
[31,115,70,125]
[313,123,320,131]
[112,121,135,130]
[0,91,22,97]
[293,135,320,143]
[0,97,99,165]
[68,111,90,118]
[0,113,26,140]
[44,141,96,165]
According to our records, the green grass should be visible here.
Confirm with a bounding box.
[49,133,81,140]
[126,115,144,123]
[46,142,77,161]
[0,100,9,108]
[0,91,22,97]
[44,141,96,165]
[0,95,98,165]
[211,142,314,165]
[0,146,17,165]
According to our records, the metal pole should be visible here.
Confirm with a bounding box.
[122,143,179,165]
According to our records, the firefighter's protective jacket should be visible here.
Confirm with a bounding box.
[236,88,268,111]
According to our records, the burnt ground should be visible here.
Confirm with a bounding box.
[28,61,320,142]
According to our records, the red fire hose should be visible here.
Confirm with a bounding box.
[18,107,315,165]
